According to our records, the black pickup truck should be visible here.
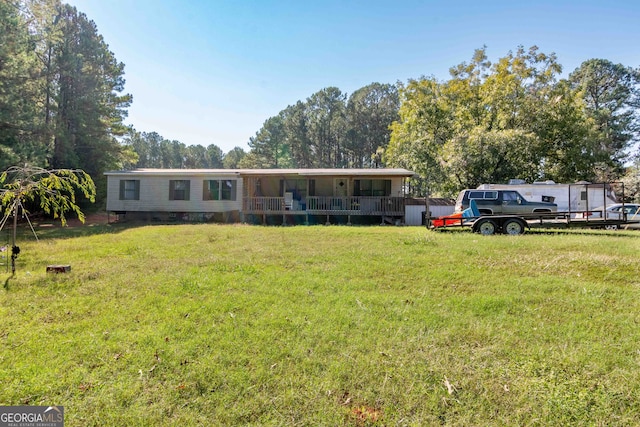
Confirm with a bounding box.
[455,189,557,215]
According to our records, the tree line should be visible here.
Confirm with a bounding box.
[122,83,399,171]
[121,130,246,169]
[1,0,133,199]
[2,1,639,202]
[386,47,640,196]
[240,84,400,169]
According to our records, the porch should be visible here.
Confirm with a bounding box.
[243,196,406,225]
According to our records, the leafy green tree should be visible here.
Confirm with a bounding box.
[122,130,165,168]
[282,102,312,168]
[0,165,95,274]
[205,144,224,168]
[386,77,454,192]
[49,3,132,178]
[184,144,207,168]
[0,0,46,169]
[531,79,595,182]
[387,46,596,195]
[236,151,261,168]
[247,115,291,168]
[159,140,186,168]
[569,59,640,180]
[621,155,640,202]
[223,147,246,169]
[345,83,399,167]
[306,87,347,167]
[123,131,227,169]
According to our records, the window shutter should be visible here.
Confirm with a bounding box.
[119,180,125,200]
[134,180,140,200]
[309,179,315,197]
[230,181,237,200]
[203,180,209,200]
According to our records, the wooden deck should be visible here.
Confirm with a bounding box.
[243,196,405,216]
[243,196,404,224]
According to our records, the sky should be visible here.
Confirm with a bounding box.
[65,0,640,154]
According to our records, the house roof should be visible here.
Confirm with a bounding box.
[237,168,415,177]
[104,168,416,177]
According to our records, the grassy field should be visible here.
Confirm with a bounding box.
[1,222,640,426]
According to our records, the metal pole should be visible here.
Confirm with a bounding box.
[425,186,431,229]
[11,200,18,275]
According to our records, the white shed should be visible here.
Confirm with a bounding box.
[404,198,456,226]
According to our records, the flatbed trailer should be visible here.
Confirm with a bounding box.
[430,199,639,235]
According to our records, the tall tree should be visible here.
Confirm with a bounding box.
[49,4,131,178]
[345,83,399,167]
[247,115,291,168]
[387,46,594,195]
[569,59,640,180]
[184,144,207,168]
[621,155,640,202]
[282,101,312,168]
[159,140,186,168]
[0,0,45,169]
[205,144,224,168]
[223,147,246,169]
[126,131,165,168]
[306,87,347,167]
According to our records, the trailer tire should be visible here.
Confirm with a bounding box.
[503,219,525,235]
[475,219,498,235]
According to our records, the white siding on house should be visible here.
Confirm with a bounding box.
[105,168,416,223]
[106,173,243,213]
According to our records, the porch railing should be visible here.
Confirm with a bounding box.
[243,196,405,215]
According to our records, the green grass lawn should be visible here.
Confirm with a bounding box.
[1,223,640,426]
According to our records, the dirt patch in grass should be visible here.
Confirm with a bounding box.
[31,212,111,228]
[65,212,111,227]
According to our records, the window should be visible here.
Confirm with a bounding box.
[354,179,391,196]
[279,179,307,200]
[502,191,519,201]
[203,180,237,201]
[469,191,497,200]
[169,180,190,200]
[119,180,140,200]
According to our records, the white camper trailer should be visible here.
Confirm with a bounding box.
[476,180,618,215]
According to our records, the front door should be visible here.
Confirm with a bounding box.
[334,178,348,197]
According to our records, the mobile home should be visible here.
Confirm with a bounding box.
[105,168,415,225]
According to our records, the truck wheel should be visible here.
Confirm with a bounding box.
[503,219,525,235]
[475,219,497,235]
